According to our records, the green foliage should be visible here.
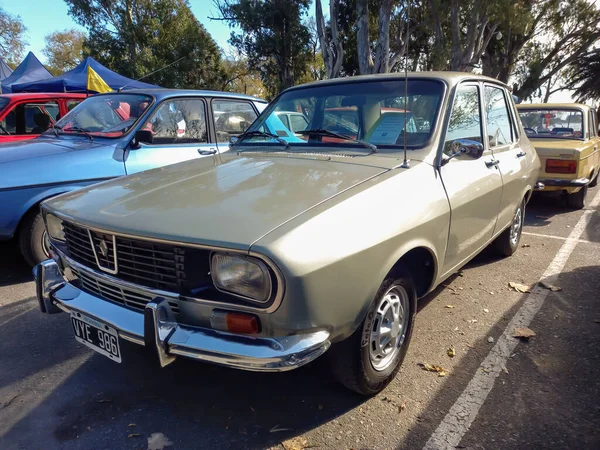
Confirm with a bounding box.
[43,29,86,75]
[65,0,226,89]
[0,7,27,67]
[216,0,312,98]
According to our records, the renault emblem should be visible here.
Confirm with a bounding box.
[98,240,109,258]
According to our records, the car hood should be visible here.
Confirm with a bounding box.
[45,153,388,250]
[0,136,112,165]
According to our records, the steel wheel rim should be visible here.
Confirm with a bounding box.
[368,284,410,372]
[509,205,522,246]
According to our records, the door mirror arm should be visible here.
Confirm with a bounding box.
[441,139,484,166]
[131,129,153,149]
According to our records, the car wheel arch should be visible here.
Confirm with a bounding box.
[16,188,76,237]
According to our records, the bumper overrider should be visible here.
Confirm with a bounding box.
[34,259,330,371]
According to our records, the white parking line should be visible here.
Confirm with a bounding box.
[522,231,600,247]
[423,189,600,450]
[0,306,37,328]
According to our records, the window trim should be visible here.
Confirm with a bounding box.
[482,84,516,148]
[141,96,209,146]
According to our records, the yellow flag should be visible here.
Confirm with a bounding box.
[87,66,112,93]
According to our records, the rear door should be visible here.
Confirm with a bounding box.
[483,84,528,233]
[124,97,216,174]
[439,82,504,274]
[212,98,259,152]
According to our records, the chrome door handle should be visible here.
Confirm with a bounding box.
[516,151,526,158]
[198,149,217,156]
[485,159,499,168]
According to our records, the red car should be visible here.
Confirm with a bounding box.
[0,93,87,143]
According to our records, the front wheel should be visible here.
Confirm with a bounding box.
[18,211,50,267]
[329,270,416,395]
[494,199,524,257]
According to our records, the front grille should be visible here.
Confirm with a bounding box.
[71,266,180,313]
[62,222,213,294]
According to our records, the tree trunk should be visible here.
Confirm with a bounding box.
[316,0,343,78]
[373,0,394,73]
[449,0,461,70]
[356,0,374,74]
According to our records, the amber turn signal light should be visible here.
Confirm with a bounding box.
[546,159,576,174]
[210,310,260,334]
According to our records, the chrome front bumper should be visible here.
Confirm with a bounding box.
[34,259,330,372]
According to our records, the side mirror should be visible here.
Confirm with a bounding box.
[229,136,239,145]
[132,129,153,148]
[441,139,484,166]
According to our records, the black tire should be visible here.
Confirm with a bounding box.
[567,185,587,210]
[18,210,49,267]
[328,269,416,396]
[589,171,598,188]
[495,199,524,257]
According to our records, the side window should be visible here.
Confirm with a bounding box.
[1,108,17,134]
[23,102,59,134]
[212,100,257,142]
[143,99,208,145]
[588,110,597,138]
[444,84,483,155]
[484,86,513,146]
[278,113,291,130]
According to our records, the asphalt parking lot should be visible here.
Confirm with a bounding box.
[1,186,599,450]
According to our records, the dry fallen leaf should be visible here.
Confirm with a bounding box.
[147,433,173,450]
[445,305,456,309]
[483,308,489,313]
[509,282,531,293]
[418,363,447,377]
[521,243,531,248]
[447,347,456,357]
[270,425,293,433]
[488,336,494,343]
[540,281,561,292]
[128,433,141,438]
[513,327,536,339]
[282,437,309,450]
[398,401,407,413]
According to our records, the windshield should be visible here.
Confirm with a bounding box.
[518,109,584,139]
[52,94,153,138]
[242,79,444,150]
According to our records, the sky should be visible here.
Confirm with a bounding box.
[0,0,574,102]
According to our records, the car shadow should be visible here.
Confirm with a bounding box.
[0,242,31,288]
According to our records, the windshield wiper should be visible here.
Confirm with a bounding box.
[49,124,62,138]
[297,129,377,153]
[62,126,93,141]
[234,130,289,148]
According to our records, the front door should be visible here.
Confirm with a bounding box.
[125,97,217,175]
[440,83,504,274]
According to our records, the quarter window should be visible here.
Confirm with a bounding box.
[445,84,483,155]
[588,110,597,138]
[212,100,257,142]
[484,86,513,146]
[143,99,208,144]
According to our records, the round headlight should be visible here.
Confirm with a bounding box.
[210,253,272,303]
[46,214,65,242]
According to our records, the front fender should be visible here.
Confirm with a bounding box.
[0,179,112,239]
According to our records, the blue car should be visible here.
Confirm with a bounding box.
[0,89,267,265]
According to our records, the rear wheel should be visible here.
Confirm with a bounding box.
[589,171,598,188]
[329,269,416,396]
[566,185,587,210]
[495,199,524,257]
[18,211,49,267]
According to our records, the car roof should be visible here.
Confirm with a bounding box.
[0,92,88,100]
[111,88,267,103]
[516,103,592,111]
[281,71,510,94]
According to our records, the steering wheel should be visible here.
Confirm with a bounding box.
[523,127,537,134]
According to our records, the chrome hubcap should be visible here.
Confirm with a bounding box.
[509,205,522,246]
[368,285,409,371]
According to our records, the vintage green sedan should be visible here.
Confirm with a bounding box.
[35,73,540,395]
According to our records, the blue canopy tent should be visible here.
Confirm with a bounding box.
[0,58,13,83]
[12,56,159,93]
[1,52,52,93]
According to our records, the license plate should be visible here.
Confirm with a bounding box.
[71,312,121,363]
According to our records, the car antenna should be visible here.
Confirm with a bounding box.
[400,0,410,169]
[117,56,186,92]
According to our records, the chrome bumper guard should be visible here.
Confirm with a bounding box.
[34,260,330,372]
[538,177,589,188]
